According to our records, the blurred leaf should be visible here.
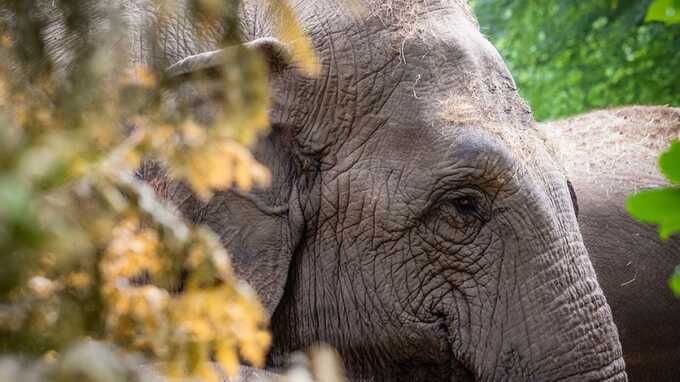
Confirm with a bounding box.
[270,0,320,76]
[646,0,680,25]
[0,176,32,221]
[51,341,133,382]
[627,187,680,239]
[670,266,680,298]
[659,140,680,184]
[628,140,680,241]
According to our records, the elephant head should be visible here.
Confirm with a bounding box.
[136,1,627,380]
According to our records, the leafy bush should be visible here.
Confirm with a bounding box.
[474,0,680,121]
[0,1,316,381]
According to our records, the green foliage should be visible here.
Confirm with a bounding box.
[474,0,680,121]
[627,141,680,297]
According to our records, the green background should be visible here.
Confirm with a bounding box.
[473,0,680,121]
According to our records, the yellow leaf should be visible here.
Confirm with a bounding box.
[269,1,321,76]
[240,330,271,367]
[64,272,92,289]
[216,341,240,377]
[0,34,12,47]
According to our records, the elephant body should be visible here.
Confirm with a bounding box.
[9,1,628,380]
[541,106,680,381]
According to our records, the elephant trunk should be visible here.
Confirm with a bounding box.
[447,210,626,381]
[494,238,625,380]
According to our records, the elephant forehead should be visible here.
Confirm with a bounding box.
[421,128,517,174]
[351,4,532,129]
[291,0,481,61]
[358,116,561,194]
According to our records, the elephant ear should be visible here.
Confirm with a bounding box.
[166,37,293,77]
[159,37,304,317]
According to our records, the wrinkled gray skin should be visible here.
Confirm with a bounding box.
[27,1,627,380]
[541,106,680,382]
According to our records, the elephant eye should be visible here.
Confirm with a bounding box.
[423,189,490,244]
[439,188,491,227]
[452,195,478,216]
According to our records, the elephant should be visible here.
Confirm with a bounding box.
[19,0,628,380]
[540,106,680,382]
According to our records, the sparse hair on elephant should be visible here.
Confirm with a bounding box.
[365,0,478,36]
